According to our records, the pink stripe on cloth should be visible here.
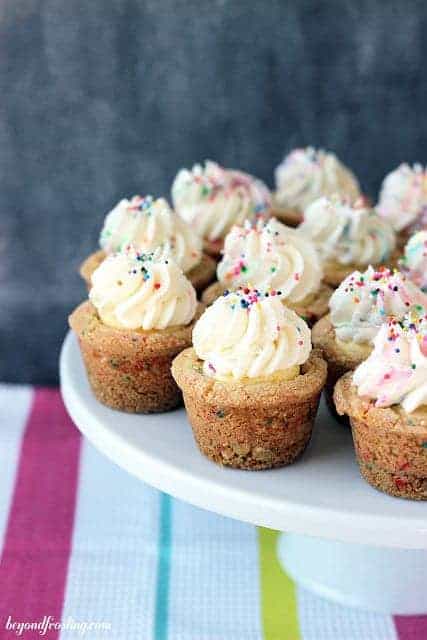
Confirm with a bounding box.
[0,388,81,639]
[394,616,427,640]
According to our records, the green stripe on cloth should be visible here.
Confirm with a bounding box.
[258,528,301,640]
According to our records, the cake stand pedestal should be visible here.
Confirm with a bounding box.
[278,534,427,614]
[60,332,427,614]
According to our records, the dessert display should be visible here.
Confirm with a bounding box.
[312,266,427,418]
[272,147,361,226]
[171,160,272,257]
[80,195,216,292]
[70,154,427,496]
[334,311,427,500]
[201,217,332,325]
[172,290,327,470]
[298,195,397,287]
[70,248,200,413]
[399,230,427,292]
[376,163,427,246]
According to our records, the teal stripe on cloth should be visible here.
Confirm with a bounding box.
[154,493,172,640]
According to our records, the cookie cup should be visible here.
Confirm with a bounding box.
[334,372,427,500]
[312,314,371,422]
[69,300,203,413]
[80,250,216,293]
[171,348,327,470]
[202,282,332,326]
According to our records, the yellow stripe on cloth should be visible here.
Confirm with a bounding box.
[258,528,301,640]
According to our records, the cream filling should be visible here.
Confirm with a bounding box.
[211,365,300,384]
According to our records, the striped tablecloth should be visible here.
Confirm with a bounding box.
[0,383,426,640]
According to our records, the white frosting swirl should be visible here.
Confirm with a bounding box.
[400,231,427,292]
[353,312,427,413]
[192,290,311,380]
[89,248,197,330]
[217,218,322,303]
[171,160,272,242]
[376,163,427,232]
[299,196,396,266]
[330,266,427,344]
[274,147,360,211]
[99,195,202,273]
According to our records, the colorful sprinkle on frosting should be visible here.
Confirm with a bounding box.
[274,147,360,212]
[330,265,427,344]
[299,196,396,266]
[89,246,197,331]
[192,287,312,380]
[99,195,202,273]
[217,218,322,303]
[171,160,272,242]
[353,308,427,412]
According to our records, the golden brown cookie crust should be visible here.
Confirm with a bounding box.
[334,372,427,500]
[396,225,418,250]
[186,253,217,292]
[311,314,371,423]
[69,300,203,413]
[323,249,401,288]
[322,260,359,288]
[201,281,226,306]
[203,238,224,258]
[171,348,327,470]
[312,314,372,371]
[202,283,332,327]
[271,196,302,227]
[286,283,332,326]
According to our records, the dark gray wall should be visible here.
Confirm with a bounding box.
[1,0,427,384]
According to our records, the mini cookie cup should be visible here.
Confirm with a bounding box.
[311,314,372,423]
[201,282,332,327]
[80,250,216,293]
[334,372,427,500]
[171,348,327,470]
[69,300,203,413]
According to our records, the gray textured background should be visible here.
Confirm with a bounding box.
[1,0,427,384]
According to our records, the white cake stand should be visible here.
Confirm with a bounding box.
[60,332,427,614]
